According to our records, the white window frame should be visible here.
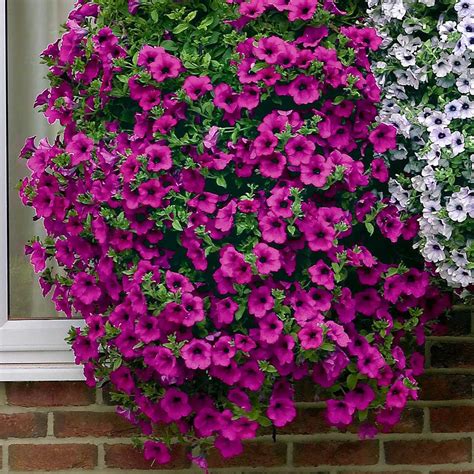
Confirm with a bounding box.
[0,1,84,381]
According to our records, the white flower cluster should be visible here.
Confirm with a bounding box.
[368,0,474,291]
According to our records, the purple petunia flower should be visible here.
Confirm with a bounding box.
[181,339,212,370]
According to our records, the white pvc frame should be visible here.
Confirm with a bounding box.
[0,1,83,381]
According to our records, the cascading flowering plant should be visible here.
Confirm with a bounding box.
[19,0,450,468]
[368,0,474,293]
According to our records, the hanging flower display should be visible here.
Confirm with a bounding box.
[19,0,450,468]
[369,0,474,293]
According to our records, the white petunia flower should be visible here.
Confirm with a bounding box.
[429,126,452,147]
[388,113,412,136]
[422,240,446,262]
[451,250,469,266]
[381,0,407,19]
[450,54,470,73]
[455,0,474,18]
[458,96,474,118]
[394,69,421,88]
[466,35,474,51]
[421,198,441,215]
[450,131,465,155]
[445,99,462,119]
[412,174,438,193]
[381,98,401,114]
[457,16,474,36]
[447,196,468,221]
[437,262,460,286]
[396,34,422,50]
[368,0,474,290]
[456,70,474,93]
[421,146,442,166]
[425,111,451,129]
[386,83,408,99]
[453,37,468,55]
[439,21,457,40]
[414,65,429,83]
[453,188,474,217]
[433,56,453,77]
[420,215,453,239]
[394,48,417,66]
[451,267,473,287]
[418,107,434,125]
[389,187,410,209]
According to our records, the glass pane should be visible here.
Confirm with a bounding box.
[7,0,74,319]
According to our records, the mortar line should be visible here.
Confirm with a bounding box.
[425,340,432,369]
[47,411,54,437]
[2,441,7,474]
[97,443,105,470]
[378,436,384,465]
[0,384,6,406]
[286,440,293,468]
[422,407,430,434]
[96,388,104,405]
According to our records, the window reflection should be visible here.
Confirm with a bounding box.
[8,0,74,319]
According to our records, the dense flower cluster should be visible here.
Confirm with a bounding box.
[19,0,449,468]
[368,0,474,292]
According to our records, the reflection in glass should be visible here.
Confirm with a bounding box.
[8,0,74,319]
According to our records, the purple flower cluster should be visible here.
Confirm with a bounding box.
[19,0,450,467]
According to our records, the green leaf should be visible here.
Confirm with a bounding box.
[258,415,272,427]
[358,409,368,421]
[365,222,375,235]
[172,220,183,231]
[216,175,227,188]
[347,373,358,391]
[234,303,246,321]
[198,15,215,30]
[173,23,189,34]
[160,40,177,51]
[112,357,122,371]
[184,11,197,22]
[320,342,335,352]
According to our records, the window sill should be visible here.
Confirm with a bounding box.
[0,319,85,381]
[0,363,84,381]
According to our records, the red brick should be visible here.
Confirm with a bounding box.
[431,343,474,368]
[104,444,189,470]
[9,444,97,471]
[277,406,422,437]
[419,374,474,400]
[101,385,117,405]
[345,408,423,434]
[0,413,47,438]
[430,471,474,474]
[294,379,314,402]
[391,408,424,433]
[6,382,95,406]
[54,411,139,438]
[339,471,421,474]
[440,307,472,335]
[245,472,329,474]
[293,440,379,466]
[279,407,331,434]
[431,406,474,432]
[385,439,472,465]
[208,441,287,468]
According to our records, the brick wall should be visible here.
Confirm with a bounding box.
[0,307,472,473]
